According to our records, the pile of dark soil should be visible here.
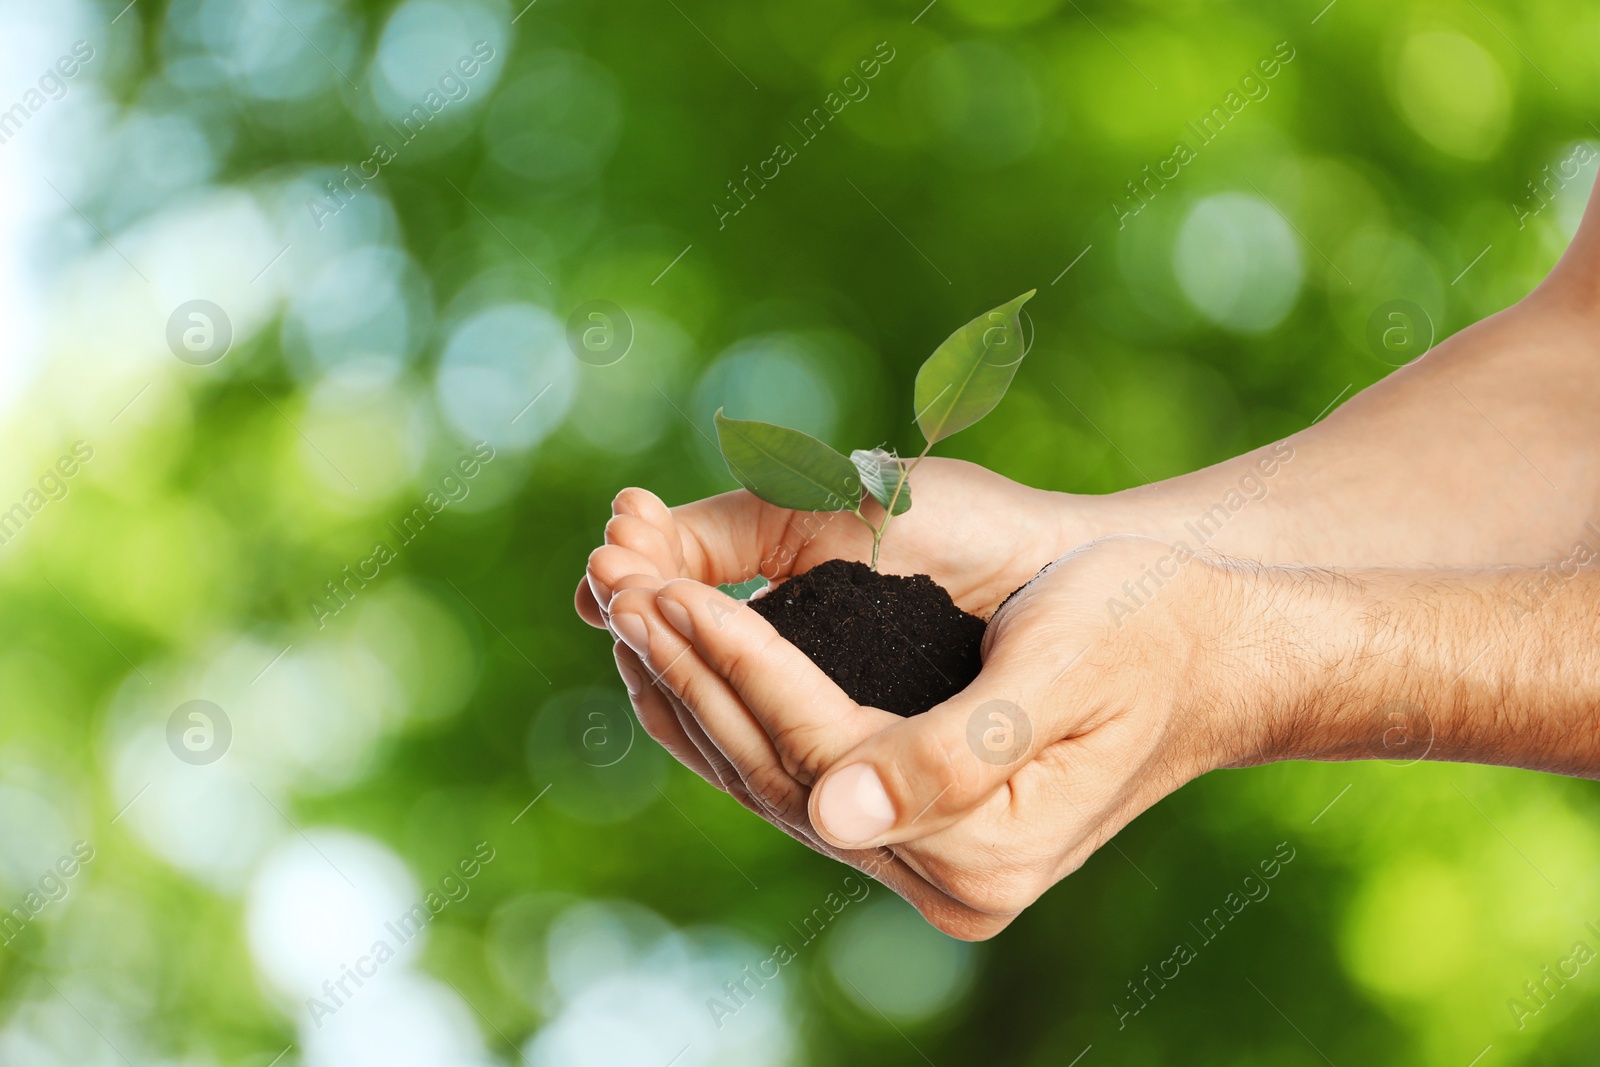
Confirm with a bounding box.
[747,559,986,716]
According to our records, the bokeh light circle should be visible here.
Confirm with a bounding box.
[1174,192,1304,333]
[434,303,576,452]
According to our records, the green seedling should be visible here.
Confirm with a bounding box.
[714,290,1036,570]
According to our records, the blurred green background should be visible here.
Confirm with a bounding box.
[0,0,1597,1063]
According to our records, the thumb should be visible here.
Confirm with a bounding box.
[806,536,1173,849]
[807,663,1053,849]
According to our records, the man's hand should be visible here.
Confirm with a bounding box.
[603,526,1600,938]
[580,182,1600,936]
[576,457,1086,631]
[578,461,1098,939]
[602,535,1287,938]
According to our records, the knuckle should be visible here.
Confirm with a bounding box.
[612,487,648,515]
[726,784,775,820]
[769,719,834,784]
[603,513,636,546]
[587,544,636,582]
[606,513,666,557]
[655,646,705,704]
[683,739,734,787]
[616,486,667,522]
[850,846,898,883]
[742,760,807,822]
[715,617,775,687]
[606,585,656,618]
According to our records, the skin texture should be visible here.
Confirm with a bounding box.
[576,182,1600,940]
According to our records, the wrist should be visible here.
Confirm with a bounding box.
[1046,440,1308,565]
[1197,562,1381,768]
[1047,486,1190,559]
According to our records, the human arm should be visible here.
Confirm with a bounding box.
[610,535,1600,937]
[580,283,1600,632]
[581,178,1600,633]
[576,183,1600,937]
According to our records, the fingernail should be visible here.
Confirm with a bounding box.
[614,647,645,696]
[657,596,693,639]
[587,573,613,613]
[611,612,649,659]
[816,764,895,845]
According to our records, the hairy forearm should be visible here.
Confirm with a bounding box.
[1071,291,1600,569]
[1239,562,1600,779]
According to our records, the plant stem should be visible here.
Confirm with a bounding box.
[850,505,885,571]
[866,439,935,572]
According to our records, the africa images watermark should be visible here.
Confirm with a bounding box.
[0,841,96,946]
[706,872,872,1030]
[713,41,898,230]
[1504,519,1600,622]
[307,41,498,230]
[0,440,95,548]
[1111,40,1297,229]
[1512,141,1597,231]
[305,840,497,1027]
[1114,840,1297,1029]
[308,441,496,629]
[1505,917,1600,1030]
[967,699,1032,765]
[0,40,96,149]
[753,491,854,581]
[1105,441,1296,627]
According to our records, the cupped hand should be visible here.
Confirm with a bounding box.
[599,532,1270,939]
[576,458,1082,630]
[576,461,1087,937]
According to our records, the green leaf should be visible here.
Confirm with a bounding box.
[850,448,911,515]
[713,409,860,512]
[913,290,1036,446]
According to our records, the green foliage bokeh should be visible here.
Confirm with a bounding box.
[1,0,1598,1064]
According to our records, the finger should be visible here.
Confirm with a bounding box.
[805,643,1074,849]
[619,589,1020,940]
[581,488,678,623]
[586,543,662,611]
[594,571,666,632]
[620,631,790,825]
[605,513,678,578]
[881,746,1093,916]
[612,486,674,527]
[613,641,720,788]
[637,655,879,849]
[668,490,791,584]
[656,676,754,797]
[652,578,897,784]
[575,576,606,628]
[625,633,764,803]
[621,666,1020,940]
[838,844,1019,941]
[646,676,803,832]
[650,672,842,837]
[608,586,813,823]
[607,570,666,600]
[670,491,872,586]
